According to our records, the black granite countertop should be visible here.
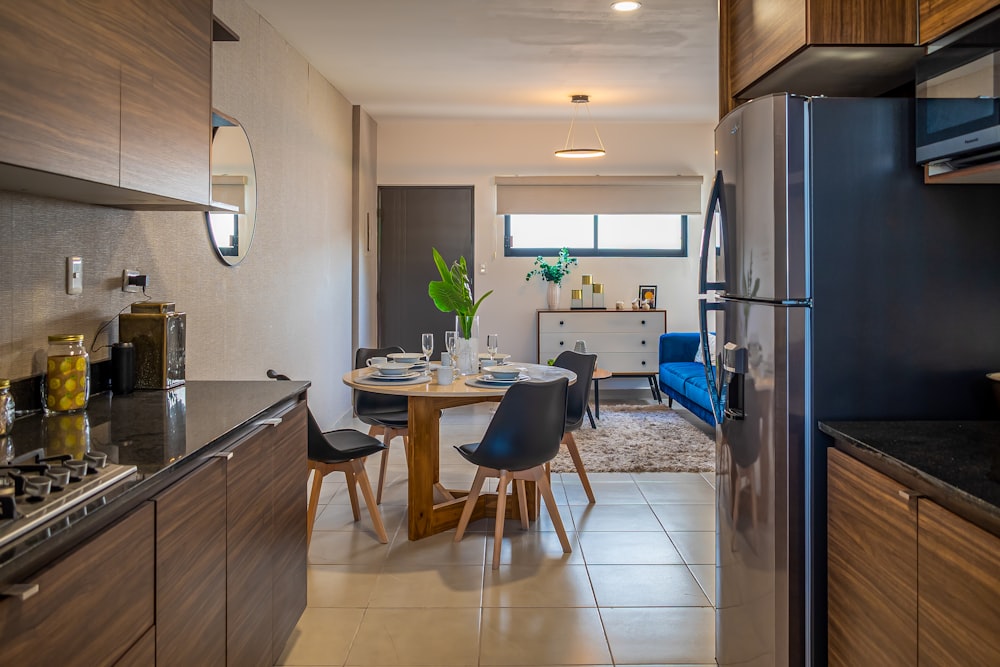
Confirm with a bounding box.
[820,421,1000,537]
[0,380,310,583]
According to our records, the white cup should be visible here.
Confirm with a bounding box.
[366,356,388,367]
[437,366,454,385]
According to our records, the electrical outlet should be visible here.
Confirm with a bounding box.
[122,269,140,293]
[66,257,83,295]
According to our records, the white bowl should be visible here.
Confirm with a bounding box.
[374,362,414,375]
[483,366,520,380]
[388,352,423,363]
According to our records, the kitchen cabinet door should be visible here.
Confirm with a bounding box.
[154,458,227,666]
[918,499,1000,665]
[0,503,155,667]
[827,448,917,666]
[270,402,309,663]
[119,0,212,204]
[0,0,122,186]
[919,0,1000,44]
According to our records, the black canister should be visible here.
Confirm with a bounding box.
[111,342,136,395]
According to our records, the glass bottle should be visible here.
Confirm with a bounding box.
[0,379,14,436]
[45,334,90,414]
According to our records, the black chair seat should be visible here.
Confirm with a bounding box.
[357,410,408,429]
[311,428,386,464]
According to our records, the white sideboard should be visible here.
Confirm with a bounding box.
[536,309,667,374]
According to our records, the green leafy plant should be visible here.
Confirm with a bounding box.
[524,247,578,286]
[428,248,493,338]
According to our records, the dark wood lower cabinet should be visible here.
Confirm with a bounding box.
[827,448,917,667]
[918,500,1000,666]
[0,503,155,667]
[114,626,156,667]
[155,457,228,666]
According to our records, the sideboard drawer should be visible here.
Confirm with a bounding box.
[538,311,665,333]
[537,309,666,374]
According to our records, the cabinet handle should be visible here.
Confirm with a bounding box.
[559,320,564,326]
[641,320,646,325]
[212,452,234,460]
[641,340,646,345]
[257,417,282,427]
[641,360,646,366]
[1,583,39,601]
[897,489,923,502]
[559,341,564,346]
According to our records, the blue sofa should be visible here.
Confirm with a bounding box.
[658,332,717,427]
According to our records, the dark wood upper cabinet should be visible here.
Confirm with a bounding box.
[0,0,213,209]
[919,0,1000,44]
[721,0,921,117]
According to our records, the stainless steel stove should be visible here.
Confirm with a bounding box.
[0,449,137,549]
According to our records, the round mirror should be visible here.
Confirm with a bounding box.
[206,111,257,266]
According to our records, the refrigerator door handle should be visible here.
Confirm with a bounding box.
[699,170,726,295]
[699,298,725,424]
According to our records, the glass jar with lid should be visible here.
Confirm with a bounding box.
[45,334,90,413]
[0,379,14,436]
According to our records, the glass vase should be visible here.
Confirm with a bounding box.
[454,315,480,375]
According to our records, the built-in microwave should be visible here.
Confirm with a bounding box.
[916,9,1000,167]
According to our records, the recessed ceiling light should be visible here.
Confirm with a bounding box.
[611,1,642,11]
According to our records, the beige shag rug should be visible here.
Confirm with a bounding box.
[550,404,716,473]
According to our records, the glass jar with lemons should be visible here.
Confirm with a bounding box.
[45,334,90,413]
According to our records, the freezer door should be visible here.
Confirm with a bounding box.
[716,298,808,667]
[716,94,808,302]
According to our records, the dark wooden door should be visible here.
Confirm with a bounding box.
[378,186,474,354]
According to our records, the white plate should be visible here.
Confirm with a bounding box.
[367,370,421,380]
[357,374,430,386]
[478,373,530,385]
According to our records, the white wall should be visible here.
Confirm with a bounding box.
[377,119,715,368]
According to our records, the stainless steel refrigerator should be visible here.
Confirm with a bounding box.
[698,93,1000,667]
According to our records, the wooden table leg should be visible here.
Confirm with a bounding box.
[407,396,440,540]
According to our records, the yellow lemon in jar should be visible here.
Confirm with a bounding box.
[49,377,62,390]
[75,357,87,372]
[47,395,56,408]
[73,393,86,408]
[64,377,77,393]
[59,358,72,374]
[58,396,72,411]
[47,359,57,373]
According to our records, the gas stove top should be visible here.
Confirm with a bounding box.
[0,449,137,549]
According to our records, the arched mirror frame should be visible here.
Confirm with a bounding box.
[206,110,257,266]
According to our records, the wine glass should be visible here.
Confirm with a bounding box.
[444,330,457,366]
[421,333,434,365]
[486,334,499,363]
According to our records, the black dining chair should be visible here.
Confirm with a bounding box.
[267,370,389,545]
[354,346,410,504]
[452,378,572,569]
[552,350,598,503]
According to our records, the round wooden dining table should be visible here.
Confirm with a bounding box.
[342,362,576,541]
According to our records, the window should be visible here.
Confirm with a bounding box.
[504,213,688,257]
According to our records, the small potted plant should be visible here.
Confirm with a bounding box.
[428,248,492,375]
[525,247,578,309]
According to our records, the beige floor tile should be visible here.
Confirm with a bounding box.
[650,503,716,532]
[309,530,390,565]
[631,471,711,484]
[578,531,683,565]
[601,607,716,665]
[385,530,486,567]
[369,565,484,608]
[483,563,596,607]
[588,564,711,607]
[669,531,716,565]
[307,564,381,608]
[564,480,645,505]
[345,607,480,666]
[491,528,585,566]
[701,471,716,487]
[314,501,406,535]
[276,607,364,666]
[479,607,612,665]
[637,481,716,504]
[570,503,664,532]
[688,564,716,607]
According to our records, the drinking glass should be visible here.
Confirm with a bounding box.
[486,334,499,363]
[421,333,434,365]
[444,330,457,365]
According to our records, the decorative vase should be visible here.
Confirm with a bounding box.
[454,315,480,375]
[546,282,561,310]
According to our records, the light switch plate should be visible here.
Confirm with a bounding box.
[66,256,83,295]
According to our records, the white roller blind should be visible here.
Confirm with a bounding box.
[495,175,703,215]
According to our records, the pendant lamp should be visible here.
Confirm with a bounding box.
[555,94,606,159]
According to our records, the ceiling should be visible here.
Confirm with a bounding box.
[244,0,719,123]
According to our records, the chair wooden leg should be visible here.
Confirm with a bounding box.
[306,464,325,547]
[367,425,381,438]
[344,467,361,521]
[454,466,488,542]
[352,459,388,544]
[376,447,391,505]
[515,479,529,530]
[563,431,595,503]
[492,471,510,569]
[534,467,571,553]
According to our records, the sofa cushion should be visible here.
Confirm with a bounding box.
[680,375,714,414]
[659,362,706,393]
